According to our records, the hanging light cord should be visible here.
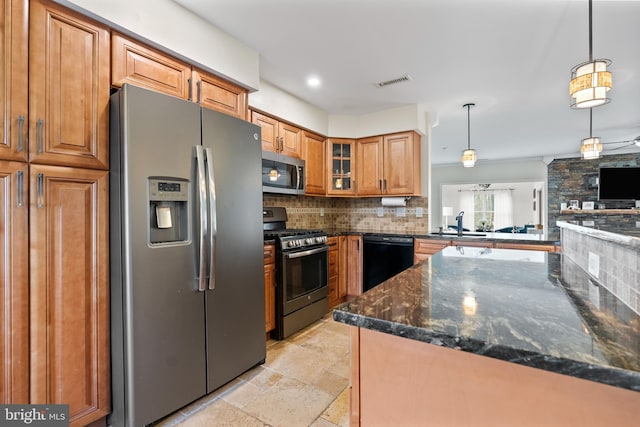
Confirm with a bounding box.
[589,108,593,138]
[588,0,593,62]
[464,103,474,150]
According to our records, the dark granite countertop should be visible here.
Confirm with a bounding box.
[333,246,640,392]
[321,228,560,245]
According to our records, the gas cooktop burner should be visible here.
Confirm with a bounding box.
[263,207,328,250]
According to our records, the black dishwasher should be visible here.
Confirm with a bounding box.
[363,235,414,292]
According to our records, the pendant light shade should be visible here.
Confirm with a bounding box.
[569,0,612,109]
[581,108,602,160]
[461,103,476,168]
[580,137,602,159]
[461,149,477,168]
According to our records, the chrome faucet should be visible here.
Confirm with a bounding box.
[455,211,464,236]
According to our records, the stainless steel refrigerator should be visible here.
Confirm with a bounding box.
[109,84,265,427]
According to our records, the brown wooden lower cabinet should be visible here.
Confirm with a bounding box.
[0,161,29,404]
[494,241,560,252]
[414,237,559,264]
[347,235,363,296]
[328,236,348,307]
[29,165,110,426]
[413,238,451,264]
[263,244,276,334]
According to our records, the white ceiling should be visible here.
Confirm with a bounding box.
[174,0,640,165]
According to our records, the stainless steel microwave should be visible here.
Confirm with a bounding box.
[262,151,305,195]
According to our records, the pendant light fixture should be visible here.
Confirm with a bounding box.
[580,108,602,159]
[569,0,612,109]
[461,103,477,168]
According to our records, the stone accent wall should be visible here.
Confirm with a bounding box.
[263,194,429,234]
[547,153,640,240]
[561,227,640,315]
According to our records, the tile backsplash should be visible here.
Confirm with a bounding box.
[263,194,429,235]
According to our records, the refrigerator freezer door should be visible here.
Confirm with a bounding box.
[110,84,207,427]
[201,108,266,393]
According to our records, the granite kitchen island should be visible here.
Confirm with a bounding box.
[333,246,640,427]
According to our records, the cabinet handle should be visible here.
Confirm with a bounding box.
[17,115,25,152]
[196,80,202,103]
[188,77,193,101]
[279,136,283,151]
[383,179,387,192]
[17,171,24,207]
[36,119,44,154]
[378,179,382,191]
[37,173,44,208]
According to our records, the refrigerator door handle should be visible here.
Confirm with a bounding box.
[195,146,208,292]
[205,147,217,290]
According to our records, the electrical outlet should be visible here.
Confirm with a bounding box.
[588,252,599,278]
[320,208,324,217]
[416,207,423,218]
[583,220,595,227]
[377,207,384,217]
[396,207,406,217]
[636,221,640,228]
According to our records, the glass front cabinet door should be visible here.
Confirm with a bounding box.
[327,138,356,196]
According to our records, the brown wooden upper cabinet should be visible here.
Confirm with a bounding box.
[251,110,302,158]
[302,131,326,195]
[111,32,191,99]
[29,0,110,169]
[112,33,249,120]
[326,138,357,196]
[0,0,28,163]
[356,131,421,196]
[192,68,248,120]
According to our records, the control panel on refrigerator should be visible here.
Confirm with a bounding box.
[148,177,189,245]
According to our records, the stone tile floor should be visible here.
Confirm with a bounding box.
[157,315,350,427]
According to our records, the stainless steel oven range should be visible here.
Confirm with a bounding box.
[263,207,328,339]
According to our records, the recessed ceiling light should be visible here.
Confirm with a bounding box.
[307,76,321,88]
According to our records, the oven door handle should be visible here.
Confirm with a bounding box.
[283,245,328,259]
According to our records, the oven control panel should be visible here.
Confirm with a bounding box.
[279,234,327,251]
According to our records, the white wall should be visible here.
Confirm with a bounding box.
[57,0,260,90]
[249,82,430,140]
[432,159,548,232]
[249,81,329,135]
[328,105,429,138]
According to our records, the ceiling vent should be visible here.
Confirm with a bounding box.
[375,74,412,88]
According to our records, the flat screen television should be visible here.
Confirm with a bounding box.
[598,167,640,200]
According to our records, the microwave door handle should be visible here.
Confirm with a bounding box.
[296,165,302,190]
[195,146,208,292]
[205,147,217,290]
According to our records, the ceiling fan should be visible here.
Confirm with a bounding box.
[600,135,640,152]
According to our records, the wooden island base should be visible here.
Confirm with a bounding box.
[349,327,640,427]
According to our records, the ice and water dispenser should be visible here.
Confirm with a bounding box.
[148,177,189,244]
